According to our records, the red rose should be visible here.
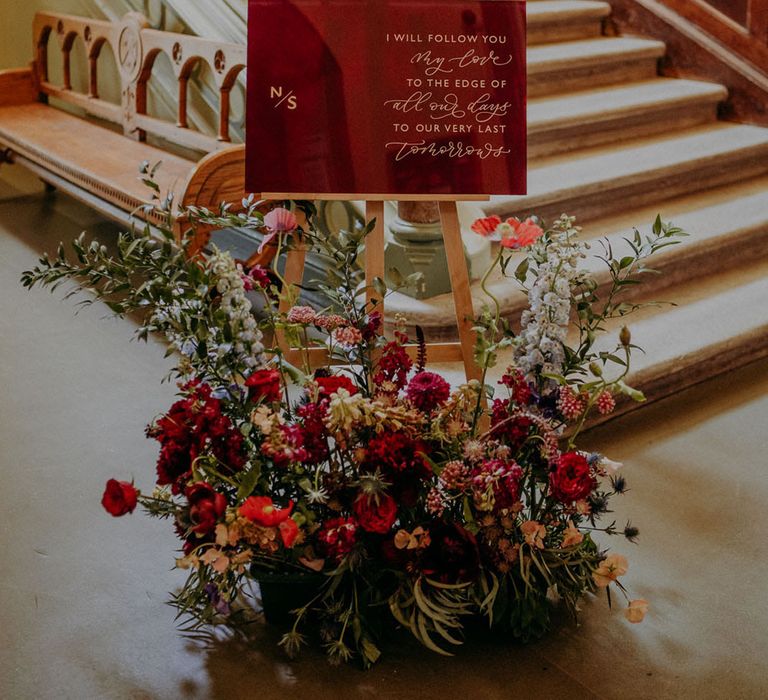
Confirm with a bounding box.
[315,374,358,398]
[186,482,227,535]
[239,496,293,526]
[549,452,596,503]
[245,368,282,403]
[353,493,398,534]
[101,479,138,517]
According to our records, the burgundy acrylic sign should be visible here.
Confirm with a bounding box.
[246,0,527,198]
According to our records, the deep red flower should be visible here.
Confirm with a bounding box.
[490,399,534,451]
[472,459,523,511]
[101,479,138,517]
[295,401,330,463]
[362,310,383,341]
[406,371,451,412]
[353,493,398,534]
[500,368,532,406]
[549,452,597,503]
[186,482,227,535]
[314,374,358,398]
[149,383,246,493]
[374,341,413,390]
[363,432,431,481]
[245,368,282,403]
[317,517,358,562]
[246,264,272,290]
[239,496,293,526]
[419,521,480,583]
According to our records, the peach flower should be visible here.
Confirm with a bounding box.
[593,553,629,588]
[625,599,649,623]
[561,520,583,548]
[521,519,546,549]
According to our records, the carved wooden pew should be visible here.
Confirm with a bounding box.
[0,11,248,255]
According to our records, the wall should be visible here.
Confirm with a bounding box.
[0,0,87,69]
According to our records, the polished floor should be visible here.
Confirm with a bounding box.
[1,172,767,699]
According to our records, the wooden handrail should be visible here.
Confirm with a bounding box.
[634,0,768,69]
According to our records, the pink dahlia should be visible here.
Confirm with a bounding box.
[406,371,451,412]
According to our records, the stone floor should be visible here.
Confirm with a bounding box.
[1,173,767,699]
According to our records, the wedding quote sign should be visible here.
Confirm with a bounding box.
[246,0,527,198]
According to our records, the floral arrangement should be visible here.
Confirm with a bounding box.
[22,178,683,667]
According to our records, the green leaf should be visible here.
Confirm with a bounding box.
[236,465,261,501]
[514,257,529,282]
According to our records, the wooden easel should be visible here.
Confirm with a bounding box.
[263,193,488,383]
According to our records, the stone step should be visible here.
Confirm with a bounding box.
[486,122,768,223]
[528,78,727,157]
[527,1,611,45]
[589,256,768,423]
[426,256,768,422]
[385,175,768,335]
[527,36,666,96]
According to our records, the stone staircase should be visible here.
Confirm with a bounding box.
[397,0,768,417]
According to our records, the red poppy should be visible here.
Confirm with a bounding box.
[238,496,293,526]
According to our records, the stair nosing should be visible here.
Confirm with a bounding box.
[527,37,667,74]
[528,80,727,133]
[527,1,612,26]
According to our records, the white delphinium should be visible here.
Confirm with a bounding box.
[208,250,265,370]
[515,217,586,392]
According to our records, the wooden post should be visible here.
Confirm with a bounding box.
[365,200,386,311]
[439,201,481,383]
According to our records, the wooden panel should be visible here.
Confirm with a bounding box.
[631,0,768,66]
[703,0,748,26]
[609,0,768,126]
[0,69,38,107]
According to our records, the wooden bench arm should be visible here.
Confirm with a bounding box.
[179,144,282,266]
[0,68,38,107]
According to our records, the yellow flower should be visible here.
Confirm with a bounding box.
[593,553,629,587]
[561,520,583,548]
[625,599,649,623]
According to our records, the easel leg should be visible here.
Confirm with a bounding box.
[439,201,480,383]
[365,200,385,312]
[365,200,386,375]
[275,209,309,354]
